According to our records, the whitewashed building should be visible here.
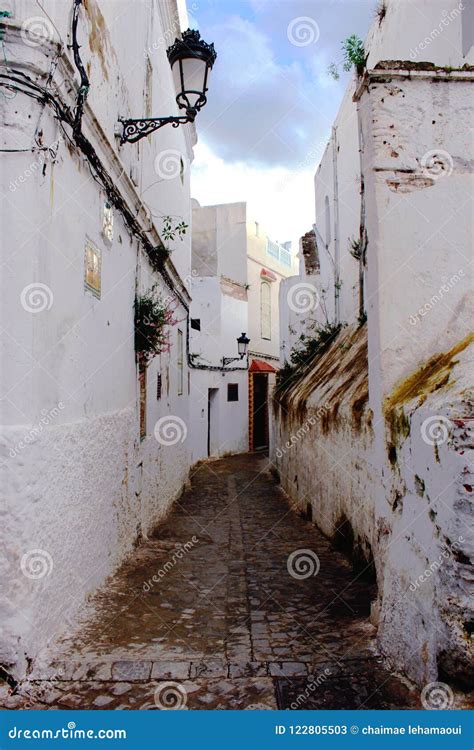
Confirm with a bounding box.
[189,200,297,462]
[274,0,473,688]
[0,0,199,678]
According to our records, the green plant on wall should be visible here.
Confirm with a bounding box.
[146,216,188,271]
[161,215,188,242]
[134,286,178,365]
[328,35,367,80]
[276,321,344,392]
[348,237,363,261]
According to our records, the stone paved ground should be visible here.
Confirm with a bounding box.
[1,454,443,710]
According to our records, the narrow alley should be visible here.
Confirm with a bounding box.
[12,454,421,711]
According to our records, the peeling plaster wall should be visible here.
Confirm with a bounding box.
[0,0,194,677]
[358,68,474,686]
[274,58,473,684]
[272,325,376,570]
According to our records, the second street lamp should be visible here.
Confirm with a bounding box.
[222,333,250,367]
[119,29,216,144]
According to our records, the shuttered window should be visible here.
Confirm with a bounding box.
[261,281,271,340]
[177,329,184,395]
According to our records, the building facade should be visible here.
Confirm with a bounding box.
[189,201,296,462]
[1,0,196,678]
[273,0,473,688]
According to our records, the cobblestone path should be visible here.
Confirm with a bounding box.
[6,454,423,710]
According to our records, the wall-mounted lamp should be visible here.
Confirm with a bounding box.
[222,332,250,367]
[118,29,216,144]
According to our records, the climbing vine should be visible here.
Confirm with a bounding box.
[134,286,178,364]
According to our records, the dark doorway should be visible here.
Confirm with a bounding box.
[252,374,268,450]
[207,388,219,457]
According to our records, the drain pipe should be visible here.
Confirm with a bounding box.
[332,125,341,324]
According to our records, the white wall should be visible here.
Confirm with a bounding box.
[0,0,194,676]
[189,203,249,462]
[273,0,474,687]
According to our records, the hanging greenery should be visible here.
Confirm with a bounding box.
[328,34,367,80]
[134,286,178,364]
[146,216,189,272]
[342,35,366,73]
[348,237,363,261]
[275,322,343,393]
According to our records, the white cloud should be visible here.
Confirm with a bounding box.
[191,141,316,246]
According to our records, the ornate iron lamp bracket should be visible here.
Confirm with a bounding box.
[118,113,195,144]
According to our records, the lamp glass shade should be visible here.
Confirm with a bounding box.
[237,333,250,357]
[171,56,209,111]
[167,29,216,115]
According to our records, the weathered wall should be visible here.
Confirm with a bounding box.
[273,0,473,688]
[0,0,194,676]
[358,66,474,686]
[273,325,376,571]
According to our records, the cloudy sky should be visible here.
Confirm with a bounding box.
[184,0,376,249]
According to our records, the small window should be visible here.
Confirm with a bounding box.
[191,318,201,331]
[260,281,271,340]
[255,221,259,237]
[177,329,184,396]
[156,372,162,401]
[227,383,239,402]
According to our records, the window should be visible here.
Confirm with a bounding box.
[191,318,201,331]
[156,372,162,401]
[177,329,184,395]
[324,195,331,249]
[227,383,239,402]
[255,221,259,237]
[139,365,147,439]
[261,281,271,340]
[462,0,473,57]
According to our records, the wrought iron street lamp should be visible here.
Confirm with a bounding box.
[222,333,250,367]
[119,29,216,144]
